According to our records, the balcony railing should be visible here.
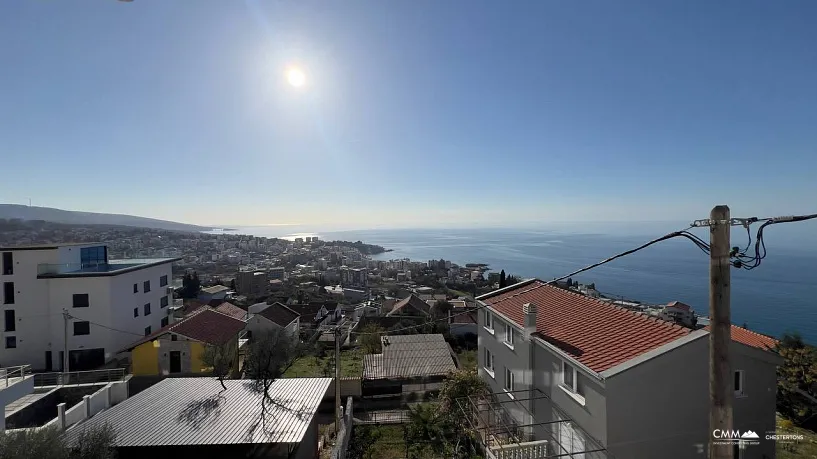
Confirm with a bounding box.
[37,262,111,275]
[1,364,31,388]
[33,368,126,387]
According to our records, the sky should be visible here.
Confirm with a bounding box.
[1,0,816,230]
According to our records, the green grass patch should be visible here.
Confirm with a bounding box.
[776,414,817,459]
[348,425,407,459]
[284,348,364,378]
[457,350,477,371]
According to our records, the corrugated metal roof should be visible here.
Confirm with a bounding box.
[363,334,456,379]
[65,377,331,447]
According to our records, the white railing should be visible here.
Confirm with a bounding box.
[33,368,125,387]
[490,439,549,459]
[1,365,31,388]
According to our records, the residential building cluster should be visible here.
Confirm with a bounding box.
[0,233,787,459]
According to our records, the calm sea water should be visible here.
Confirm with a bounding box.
[220,225,817,343]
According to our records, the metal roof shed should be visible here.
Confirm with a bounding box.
[65,377,331,459]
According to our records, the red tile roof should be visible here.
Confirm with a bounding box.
[172,309,246,345]
[214,302,247,321]
[704,324,778,351]
[121,308,245,351]
[451,310,477,325]
[666,301,691,311]
[386,295,431,317]
[480,280,691,373]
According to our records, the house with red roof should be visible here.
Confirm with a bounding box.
[121,308,246,377]
[246,302,300,339]
[476,279,782,459]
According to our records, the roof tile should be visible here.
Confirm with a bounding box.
[704,324,778,351]
[481,281,691,373]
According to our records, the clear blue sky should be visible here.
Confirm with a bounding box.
[1,0,816,229]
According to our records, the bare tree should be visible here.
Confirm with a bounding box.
[242,329,310,440]
[201,340,238,390]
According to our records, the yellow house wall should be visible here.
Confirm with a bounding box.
[131,341,159,376]
[190,341,206,373]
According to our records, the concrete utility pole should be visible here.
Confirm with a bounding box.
[708,205,733,459]
[62,309,70,373]
[334,321,342,427]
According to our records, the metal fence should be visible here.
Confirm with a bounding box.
[1,364,31,388]
[33,368,126,387]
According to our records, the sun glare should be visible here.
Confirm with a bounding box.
[286,68,306,88]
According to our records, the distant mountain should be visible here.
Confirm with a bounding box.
[0,204,211,232]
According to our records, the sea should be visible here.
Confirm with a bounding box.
[208,224,817,343]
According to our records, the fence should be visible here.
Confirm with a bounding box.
[33,368,125,387]
[1,365,31,388]
[45,380,129,431]
[330,396,354,459]
[490,439,550,459]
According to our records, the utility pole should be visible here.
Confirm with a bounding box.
[62,309,70,373]
[334,320,343,427]
[708,205,733,459]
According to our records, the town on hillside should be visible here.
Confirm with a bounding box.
[0,222,813,459]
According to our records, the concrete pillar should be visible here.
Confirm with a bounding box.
[83,395,91,419]
[57,403,66,430]
[105,384,112,408]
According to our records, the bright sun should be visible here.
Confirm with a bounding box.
[286,68,306,88]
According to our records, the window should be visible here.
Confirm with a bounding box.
[734,370,745,396]
[80,246,107,267]
[160,275,168,287]
[171,334,178,341]
[484,311,494,331]
[143,281,151,293]
[144,303,151,316]
[4,310,15,332]
[504,368,515,393]
[144,326,151,336]
[504,323,514,346]
[161,316,169,327]
[73,321,90,336]
[72,293,89,308]
[160,296,169,308]
[484,348,495,373]
[3,282,14,304]
[133,308,139,318]
[2,252,12,275]
[133,283,138,293]
[5,336,16,349]
[562,361,577,392]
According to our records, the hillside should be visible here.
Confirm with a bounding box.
[0,204,210,232]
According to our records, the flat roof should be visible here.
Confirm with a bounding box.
[0,242,102,251]
[65,377,331,447]
[37,258,181,278]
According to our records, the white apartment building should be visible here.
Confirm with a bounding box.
[1,243,179,371]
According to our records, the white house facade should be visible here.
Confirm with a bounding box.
[1,243,179,371]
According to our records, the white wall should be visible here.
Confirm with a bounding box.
[0,246,175,370]
[107,263,173,352]
[1,249,60,369]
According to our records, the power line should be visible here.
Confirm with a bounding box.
[355,225,708,336]
[65,312,148,338]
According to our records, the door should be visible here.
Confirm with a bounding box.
[59,351,64,371]
[169,351,182,373]
[45,351,52,371]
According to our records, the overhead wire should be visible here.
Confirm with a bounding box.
[355,225,709,336]
[355,212,817,336]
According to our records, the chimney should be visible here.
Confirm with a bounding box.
[523,302,537,339]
